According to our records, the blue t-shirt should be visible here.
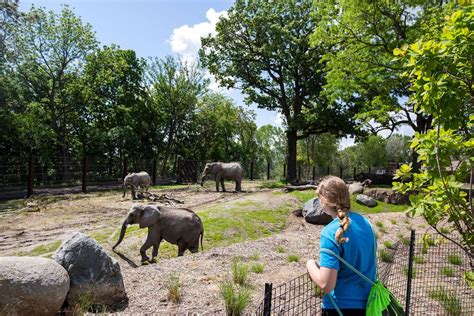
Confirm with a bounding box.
[319,212,376,310]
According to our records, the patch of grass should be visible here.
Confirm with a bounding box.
[250,263,265,274]
[90,228,114,245]
[0,198,25,213]
[164,273,181,303]
[375,221,384,227]
[398,235,410,246]
[403,218,410,224]
[464,271,474,289]
[413,255,425,264]
[379,249,393,263]
[383,241,394,249]
[389,219,397,225]
[447,254,462,266]
[75,291,95,313]
[350,195,408,214]
[219,279,251,316]
[428,286,462,315]
[276,245,285,253]
[18,240,62,257]
[440,266,455,277]
[152,184,189,190]
[287,255,300,263]
[403,267,417,278]
[258,180,287,189]
[289,190,316,203]
[439,226,451,234]
[249,252,260,261]
[378,226,387,234]
[232,261,249,286]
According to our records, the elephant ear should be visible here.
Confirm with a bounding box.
[139,205,160,228]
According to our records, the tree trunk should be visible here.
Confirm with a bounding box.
[286,129,297,183]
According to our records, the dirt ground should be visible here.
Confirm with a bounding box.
[0,181,440,314]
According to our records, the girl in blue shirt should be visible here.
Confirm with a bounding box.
[306,176,376,316]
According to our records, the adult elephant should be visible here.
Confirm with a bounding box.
[112,204,204,263]
[122,171,151,199]
[200,162,243,192]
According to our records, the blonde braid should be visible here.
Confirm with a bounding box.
[335,208,350,244]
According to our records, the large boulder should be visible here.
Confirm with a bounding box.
[53,232,127,308]
[364,188,409,205]
[302,198,333,225]
[0,256,69,315]
[356,194,378,207]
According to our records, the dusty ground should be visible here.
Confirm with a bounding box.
[0,181,469,315]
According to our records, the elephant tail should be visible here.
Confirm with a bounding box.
[200,229,204,252]
[112,220,128,250]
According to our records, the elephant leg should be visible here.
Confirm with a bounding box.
[215,179,219,192]
[140,239,152,263]
[150,239,161,263]
[177,241,187,257]
[235,181,241,192]
[131,186,136,200]
[221,179,226,192]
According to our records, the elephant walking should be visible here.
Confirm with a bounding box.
[112,205,204,263]
[200,162,243,192]
[122,171,151,199]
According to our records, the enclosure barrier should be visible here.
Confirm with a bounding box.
[254,230,474,315]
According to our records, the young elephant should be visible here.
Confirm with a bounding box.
[122,171,151,199]
[200,162,243,192]
[112,204,204,263]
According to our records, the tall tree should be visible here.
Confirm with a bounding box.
[9,5,97,173]
[146,56,208,176]
[200,0,358,183]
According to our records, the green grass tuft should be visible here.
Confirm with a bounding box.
[428,286,462,315]
[276,245,285,253]
[440,266,455,277]
[18,240,63,257]
[219,279,251,316]
[448,255,462,266]
[375,221,384,227]
[439,226,451,234]
[287,255,300,263]
[231,261,249,286]
[249,252,260,261]
[250,263,265,274]
[383,241,394,249]
[258,180,287,189]
[379,249,393,263]
[389,219,397,225]
[164,273,181,303]
[413,255,425,264]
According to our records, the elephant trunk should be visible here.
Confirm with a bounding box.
[200,177,205,187]
[112,219,128,250]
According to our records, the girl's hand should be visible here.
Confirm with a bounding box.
[306,259,318,272]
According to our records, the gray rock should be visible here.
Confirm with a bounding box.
[53,232,126,307]
[364,188,409,205]
[302,198,333,225]
[356,194,378,207]
[0,256,69,316]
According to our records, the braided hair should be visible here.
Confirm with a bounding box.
[317,176,351,245]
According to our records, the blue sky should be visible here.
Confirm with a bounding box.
[19,0,282,128]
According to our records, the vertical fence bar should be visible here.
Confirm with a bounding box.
[405,229,416,315]
[353,167,356,180]
[152,158,157,185]
[81,156,87,193]
[298,165,301,181]
[263,283,273,316]
[250,161,254,181]
[122,158,128,180]
[27,155,34,198]
[312,166,316,181]
[327,166,330,175]
[339,167,343,178]
[368,166,371,174]
[283,164,286,179]
[267,161,270,180]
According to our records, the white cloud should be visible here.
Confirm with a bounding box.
[274,113,284,126]
[169,8,227,65]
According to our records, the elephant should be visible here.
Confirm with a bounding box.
[112,204,204,263]
[200,162,243,192]
[122,171,151,199]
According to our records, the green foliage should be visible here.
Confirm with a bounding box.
[250,263,264,274]
[164,273,181,303]
[219,279,251,316]
[276,246,285,253]
[413,255,425,264]
[375,221,384,228]
[249,252,260,261]
[440,267,455,277]
[17,240,62,257]
[231,261,249,286]
[428,286,462,315]
[447,255,462,266]
[394,3,473,260]
[287,255,300,263]
[379,249,393,263]
[383,241,394,249]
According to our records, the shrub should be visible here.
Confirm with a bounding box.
[287,255,300,263]
[389,219,397,225]
[276,246,285,253]
[439,226,451,234]
[232,261,249,286]
[383,241,394,249]
[379,249,393,263]
[440,267,454,277]
[375,221,384,228]
[219,279,251,316]
[428,286,462,315]
[164,273,180,303]
[448,255,462,266]
[250,263,264,274]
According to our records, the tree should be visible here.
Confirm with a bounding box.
[358,135,387,170]
[9,5,97,174]
[298,134,339,169]
[393,3,473,265]
[311,1,447,163]
[0,0,21,62]
[200,0,358,183]
[146,56,208,176]
[385,134,411,163]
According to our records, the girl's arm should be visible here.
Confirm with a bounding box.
[306,259,337,293]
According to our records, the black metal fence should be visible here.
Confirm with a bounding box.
[254,231,474,315]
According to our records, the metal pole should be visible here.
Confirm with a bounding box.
[339,166,343,178]
[405,230,416,315]
[263,283,273,316]
[327,166,330,175]
[152,158,157,185]
[81,156,87,193]
[312,166,316,181]
[283,164,286,179]
[27,155,34,198]
[267,161,270,180]
[353,167,356,180]
[250,161,254,181]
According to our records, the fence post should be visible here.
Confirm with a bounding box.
[122,158,128,180]
[81,157,87,193]
[283,164,286,179]
[27,155,34,198]
[250,161,254,181]
[405,230,416,315]
[312,166,316,181]
[353,167,356,180]
[298,164,301,181]
[339,166,343,178]
[267,161,270,180]
[368,166,371,174]
[263,283,272,316]
[152,158,157,185]
[327,166,330,175]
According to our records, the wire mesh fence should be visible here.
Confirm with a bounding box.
[254,231,474,315]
